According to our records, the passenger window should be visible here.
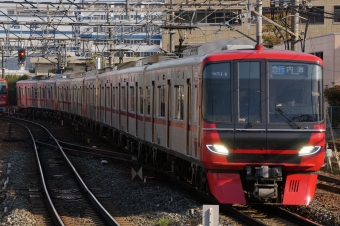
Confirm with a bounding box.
[175,85,184,120]
[158,85,165,117]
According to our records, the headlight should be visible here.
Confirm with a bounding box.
[299,146,322,156]
[206,144,229,155]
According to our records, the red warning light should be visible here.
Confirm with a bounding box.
[18,49,26,63]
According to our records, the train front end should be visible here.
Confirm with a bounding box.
[0,79,8,113]
[200,49,325,205]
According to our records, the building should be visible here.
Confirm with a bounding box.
[273,33,340,88]
[163,0,340,53]
[0,0,164,75]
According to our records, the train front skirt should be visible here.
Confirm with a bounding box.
[206,172,318,205]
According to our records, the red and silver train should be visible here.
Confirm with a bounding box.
[0,78,8,113]
[17,46,325,205]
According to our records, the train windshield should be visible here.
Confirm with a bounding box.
[269,62,323,123]
[0,82,6,94]
[202,63,232,122]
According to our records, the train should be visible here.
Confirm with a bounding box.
[0,78,8,113]
[16,45,325,205]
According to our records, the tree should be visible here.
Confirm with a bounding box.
[324,85,340,106]
[5,74,29,105]
[262,12,291,48]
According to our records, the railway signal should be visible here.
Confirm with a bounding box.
[18,49,26,64]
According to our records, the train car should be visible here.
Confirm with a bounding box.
[56,78,72,113]
[84,74,98,122]
[17,80,37,110]
[0,78,8,113]
[17,45,325,205]
[37,79,56,110]
[198,47,324,205]
[70,77,86,117]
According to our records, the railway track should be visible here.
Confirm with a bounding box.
[317,174,340,194]
[6,116,325,225]
[19,119,322,226]
[4,117,124,226]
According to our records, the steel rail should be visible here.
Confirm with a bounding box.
[6,117,120,226]
[2,118,65,226]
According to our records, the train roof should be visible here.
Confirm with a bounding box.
[203,48,324,66]
[17,80,37,84]
[146,55,204,70]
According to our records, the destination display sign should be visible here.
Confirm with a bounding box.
[271,65,308,77]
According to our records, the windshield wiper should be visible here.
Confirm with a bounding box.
[275,108,301,129]
[248,101,262,128]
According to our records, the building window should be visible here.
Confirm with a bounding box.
[311,51,323,60]
[334,6,340,22]
[300,6,324,24]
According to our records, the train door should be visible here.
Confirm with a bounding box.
[25,87,27,106]
[106,83,111,125]
[152,81,155,143]
[111,84,117,127]
[233,61,266,162]
[43,87,46,108]
[118,83,121,130]
[126,82,129,133]
[135,82,138,135]
[186,79,191,155]
[72,86,75,113]
[90,86,93,119]
[91,84,97,120]
[166,79,171,148]
[100,84,104,122]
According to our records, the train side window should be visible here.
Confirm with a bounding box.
[158,85,165,117]
[174,85,184,120]
[78,87,81,103]
[121,86,126,110]
[34,88,37,99]
[89,86,92,104]
[130,86,135,112]
[91,85,96,105]
[112,87,116,108]
[106,85,110,107]
[146,86,151,115]
[47,88,51,99]
[139,87,143,114]
[101,85,104,106]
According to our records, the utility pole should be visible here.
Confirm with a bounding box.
[109,28,113,68]
[291,0,299,51]
[1,41,4,79]
[256,0,262,46]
